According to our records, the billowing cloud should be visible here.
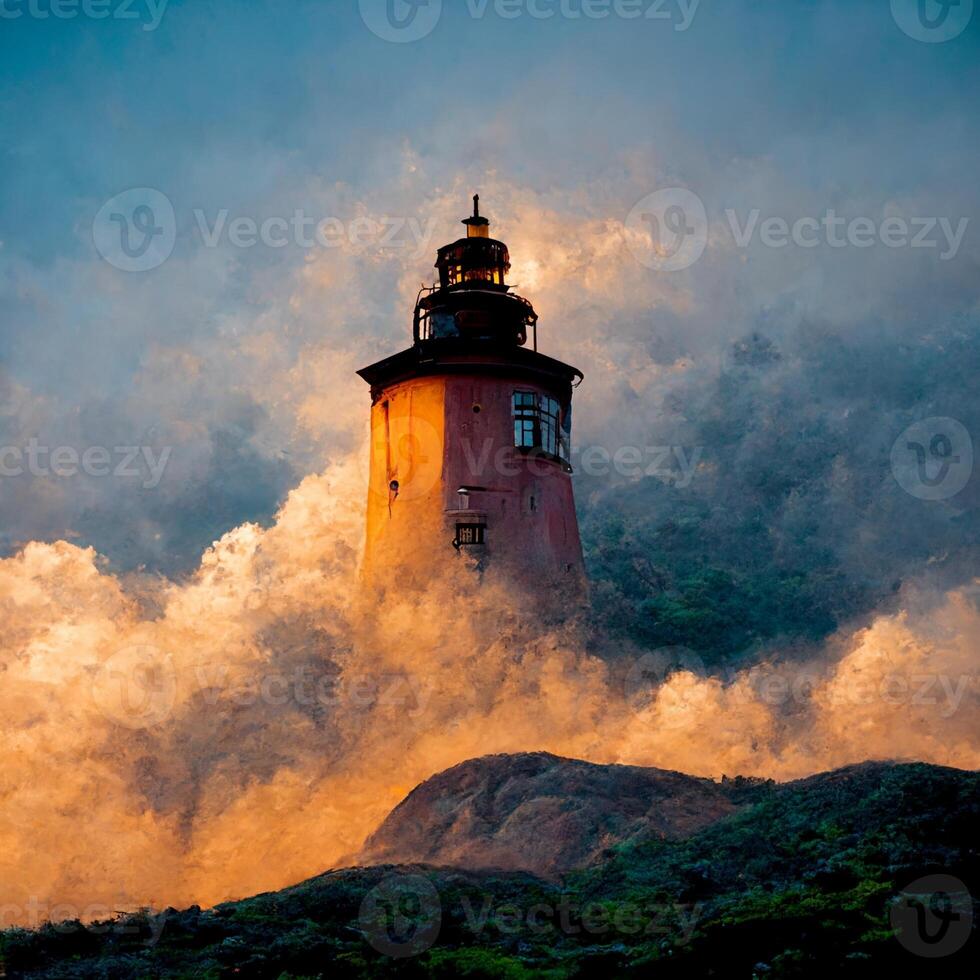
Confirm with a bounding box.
[1,0,977,929]
[0,450,976,924]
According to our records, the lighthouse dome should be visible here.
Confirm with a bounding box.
[417,195,536,348]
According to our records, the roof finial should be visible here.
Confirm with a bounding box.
[463,195,490,236]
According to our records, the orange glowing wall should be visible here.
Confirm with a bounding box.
[362,373,585,599]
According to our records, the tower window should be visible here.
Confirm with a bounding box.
[454,522,486,548]
[512,391,569,462]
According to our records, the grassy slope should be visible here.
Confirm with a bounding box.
[2,762,976,978]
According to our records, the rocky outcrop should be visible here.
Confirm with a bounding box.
[358,751,755,875]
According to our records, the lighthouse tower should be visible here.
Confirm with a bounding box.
[358,197,585,601]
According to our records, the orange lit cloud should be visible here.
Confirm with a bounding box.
[1,449,976,924]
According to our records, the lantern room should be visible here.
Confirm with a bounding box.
[416,195,537,348]
[435,195,510,289]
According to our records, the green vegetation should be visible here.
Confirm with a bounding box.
[582,503,876,666]
[2,762,975,978]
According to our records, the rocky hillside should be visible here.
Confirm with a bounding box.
[358,751,762,875]
[2,758,976,978]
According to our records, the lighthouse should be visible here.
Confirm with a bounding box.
[358,197,585,603]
